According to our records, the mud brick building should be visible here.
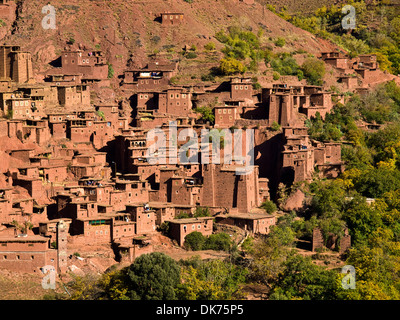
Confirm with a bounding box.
[57,85,90,109]
[214,104,238,128]
[0,45,34,84]
[0,235,58,273]
[215,210,276,235]
[262,84,333,126]
[0,187,13,223]
[125,204,156,235]
[60,50,108,80]
[168,216,213,246]
[201,164,264,213]
[114,236,153,263]
[122,59,178,90]
[230,77,254,102]
[135,87,192,117]
[0,0,16,21]
[160,12,184,26]
[321,51,351,71]
[45,74,83,86]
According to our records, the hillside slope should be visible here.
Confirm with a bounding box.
[1,0,338,84]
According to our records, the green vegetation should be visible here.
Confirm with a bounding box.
[194,106,215,124]
[267,0,400,75]
[260,200,278,214]
[204,42,216,51]
[215,26,271,74]
[274,37,286,47]
[219,57,246,75]
[107,63,114,79]
[184,232,233,252]
[301,57,325,86]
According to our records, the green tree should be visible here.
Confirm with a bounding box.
[301,57,325,85]
[269,254,338,300]
[219,57,245,75]
[203,233,232,251]
[184,231,206,251]
[124,252,181,300]
[177,257,247,300]
[260,200,278,214]
[194,106,215,124]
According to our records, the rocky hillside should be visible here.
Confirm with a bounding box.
[0,0,339,87]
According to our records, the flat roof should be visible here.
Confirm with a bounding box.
[0,235,49,242]
[168,217,213,224]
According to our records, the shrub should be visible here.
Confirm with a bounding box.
[219,57,245,75]
[184,232,206,251]
[260,200,278,214]
[107,63,114,79]
[203,233,232,251]
[157,221,170,235]
[274,37,286,47]
[194,206,211,217]
[201,73,215,82]
[301,57,325,85]
[194,106,215,124]
[204,42,216,51]
[272,71,280,80]
[176,212,191,219]
[271,121,281,131]
[186,51,198,59]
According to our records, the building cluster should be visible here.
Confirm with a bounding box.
[0,38,389,274]
[321,51,400,91]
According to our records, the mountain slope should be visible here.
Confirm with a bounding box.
[1,0,339,84]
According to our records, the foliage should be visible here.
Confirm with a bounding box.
[184,232,207,251]
[274,37,286,47]
[204,42,216,51]
[260,200,278,214]
[203,233,233,251]
[219,57,246,75]
[107,63,114,79]
[269,254,338,300]
[123,252,181,300]
[176,257,247,300]
[194,206,211,217]
[270,53,301,77]
[194,106,215,124]
[301,57,325,85]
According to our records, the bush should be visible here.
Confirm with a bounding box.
[203,233,232,251]
[270,121,281,131]
[301,57,325,85]
[194,206,211,217]
[260,200,278,214]
[125,252,181,300]
[274,37,286,47]
[204,42,216,51]
[270,54,300,76]
[184,232,206,251]
[186,52,198,59]
[272,71,280,80]
[176,212,191,219]
[194,106,215,124]
[219,57,245,75]
[107,63,114,79]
